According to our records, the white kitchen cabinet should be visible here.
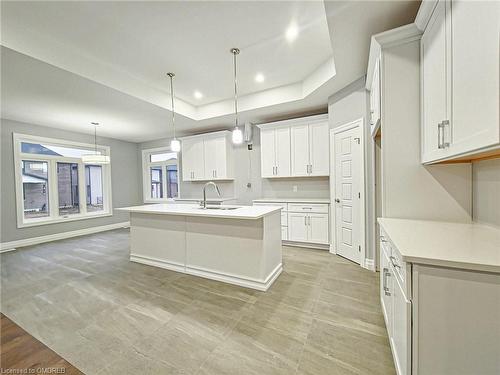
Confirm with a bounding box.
[369,57,381,135]
[260,126,291,178]
[182,137,205,181]
[253,200,330,248]
[181,131,234,181]
[287,212,329,245]
[420,0,500,163]
[258,114,329,178]
[291,121,329,177]
[288,213,309,242]
[307,213,329,244]
[380,240,393,333]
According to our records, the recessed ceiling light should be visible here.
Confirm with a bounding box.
[255,73,265,83]
[285,23,299,43]
[194,91,203,99]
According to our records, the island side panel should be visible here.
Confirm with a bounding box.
[129,212,186,272]
[262,211,283,283]
[185,216,276,290]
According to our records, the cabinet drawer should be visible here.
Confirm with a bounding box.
[253,202,287,210]
[288,203,328,214]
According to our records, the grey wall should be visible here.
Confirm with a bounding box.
[328,77,376,262]
[0,118,142,243]
[138,126,330,205]
[473,158,500,227]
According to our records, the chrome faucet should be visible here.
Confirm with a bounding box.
[201,181,221,209]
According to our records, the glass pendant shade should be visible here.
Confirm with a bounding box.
[82,154,110,165]
[170,138,181,152]
[232,127,243,145]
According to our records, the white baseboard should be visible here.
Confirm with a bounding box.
[364,258,376,271]
[283,240,330,251]
[130,253,283,291]
[0,221,130,253]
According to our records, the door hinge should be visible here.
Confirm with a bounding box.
[358,192,361,199]
[358,245,361,252]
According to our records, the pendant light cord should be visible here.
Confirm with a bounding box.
[232,48,240,128]
[168,73,176,139]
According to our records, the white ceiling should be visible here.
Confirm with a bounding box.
[1,1,420,143]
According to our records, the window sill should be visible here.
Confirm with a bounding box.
[17,211,113,228]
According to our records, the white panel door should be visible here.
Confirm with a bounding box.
[275,127,291,177]
[309,122,330,176]
[260,128,276,178]
[450,0,500,154]
[287,213,308,242]
[334,124,362,264]
[421,0,450,163]
[308,213,329,244]
[290,124,309,176]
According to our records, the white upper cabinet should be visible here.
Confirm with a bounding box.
[182,137,205,181]
[260,126,291,178]
[259,114,329,178]
[290,124,310,176]
[421,0,450,163]
[181,131,234,181]
[308,122,330,176]
[420,0,500,163]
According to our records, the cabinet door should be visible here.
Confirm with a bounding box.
[275,127,291,177]
[281,226,288,241]
[204,136,227,180]
[380,247,393,336]
[203,137,218,180]
[450,0,500,155]
[260,128,276,178]
[290,124,309,176]
[287,213,308,242]
[421,0,450,163]
[190,138,205,180]
[392,273,411,375]
[181,138,198,181]
[309,122,330,176]
[308,213,329,244]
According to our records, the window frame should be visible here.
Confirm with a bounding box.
[141,146,180,203]
[13,133,113,228]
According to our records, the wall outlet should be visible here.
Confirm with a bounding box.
[293,185,298,192]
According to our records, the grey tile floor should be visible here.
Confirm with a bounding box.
[0,229,395,374]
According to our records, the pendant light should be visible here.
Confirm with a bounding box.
[167,72,181,152]
[230,48,243,145]
[82,122,110,164]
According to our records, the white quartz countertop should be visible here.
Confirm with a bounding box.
[118,204,282,220]
[253,198,330,204]
[378,218,500,273]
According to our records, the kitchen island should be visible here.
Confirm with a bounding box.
[118,204,283,291]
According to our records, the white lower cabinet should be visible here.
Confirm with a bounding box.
[254,200,330,247]
[380,226,500,375]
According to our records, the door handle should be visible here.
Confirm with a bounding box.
[335,198,340,203]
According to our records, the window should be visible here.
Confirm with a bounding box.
[142,147,179,202]
[14,134,112,228]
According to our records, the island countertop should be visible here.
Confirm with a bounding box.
[118,204,282,220]
[378,218,500,273]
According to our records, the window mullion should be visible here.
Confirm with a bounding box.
[49,160,59,219]
[162,165,168,200]
[78,162,87,216]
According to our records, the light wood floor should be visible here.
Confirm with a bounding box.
[1,229,395,374]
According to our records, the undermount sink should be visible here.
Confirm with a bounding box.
[198,206,240,210]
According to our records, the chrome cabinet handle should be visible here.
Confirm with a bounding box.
[390,256,401,269]
[383,267,391,296]
[304,216,307,226]
[438,121,444,149]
